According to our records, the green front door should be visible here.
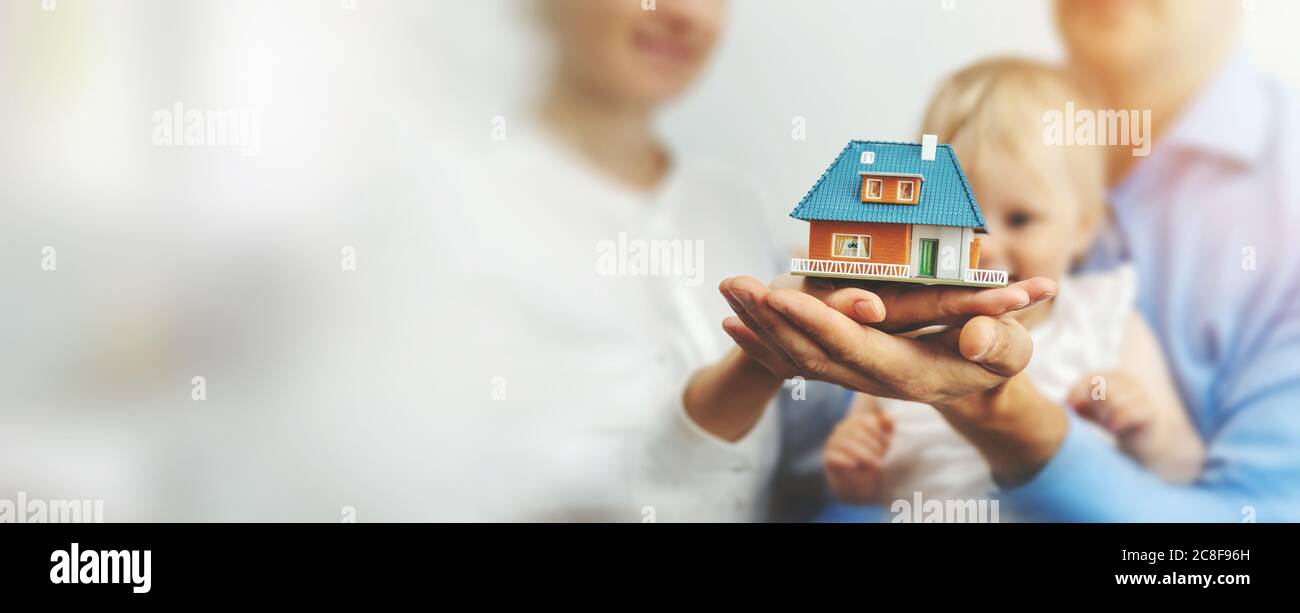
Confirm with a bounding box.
[918,239,938,277]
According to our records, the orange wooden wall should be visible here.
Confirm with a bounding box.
[859,175,923,205]
[809,221,911,265]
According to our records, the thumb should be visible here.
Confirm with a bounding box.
[957,315,1033,377]
[1066,373,1100,408]
[877,410,895,433]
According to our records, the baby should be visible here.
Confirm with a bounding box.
[824,58,1205,510]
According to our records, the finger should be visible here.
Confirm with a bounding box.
[846,422,887,454]
[872,277,1058,333]
[1105,403,1149,435]
[1073,400,1106,425]
[836,434,883,467]
[1074,399,1128,434]
[1013,277,1059,304]
[855,398,895,434]
[721,316,796,378]
[1066,374,1098,408]
[848,393,876,416]
[720,278,779,345]
[765,288,901,375]
[1101,406,1120,430]
[824,448,858,471]
[729,280,884,391]
[909,317,1027,394]
[851,420,891,454]
[821,287,887,324]
[956,315,1033,377]
[877,410,896,433]
[723,277,838,375]
[1071,400,1102,423]
[790,275,1056,331]
[849,412,888,439]
[875,285,1024,331]
[1072,399,1098,421]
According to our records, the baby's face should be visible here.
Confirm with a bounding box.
[958,143,1094,287]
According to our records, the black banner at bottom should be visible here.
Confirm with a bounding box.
[0,523,1285,600]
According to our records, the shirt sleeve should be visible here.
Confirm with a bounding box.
[635,391,781,522]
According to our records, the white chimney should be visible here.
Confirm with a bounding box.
[921,134,938,161]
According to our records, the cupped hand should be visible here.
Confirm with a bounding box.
[718,274,1057,407]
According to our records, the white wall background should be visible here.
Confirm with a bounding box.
[430,0,1300,246]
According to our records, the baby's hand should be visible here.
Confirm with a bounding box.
[1067,371,1158,454]
[823,397,894,504]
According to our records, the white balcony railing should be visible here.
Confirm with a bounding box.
[790,258,910,279]
[963,268,1009,285]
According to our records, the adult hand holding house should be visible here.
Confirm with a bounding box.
[709,136,1069,486]
[718,272,1066,486]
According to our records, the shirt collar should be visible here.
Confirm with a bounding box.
[1161,51,1270,167]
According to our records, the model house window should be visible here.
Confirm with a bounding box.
[863,179,883,201]
[833,234,871,259]
[898,180,916,202]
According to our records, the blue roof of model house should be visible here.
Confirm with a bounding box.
[790,140,988,231]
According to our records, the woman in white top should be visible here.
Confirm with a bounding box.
[428,0,791,521]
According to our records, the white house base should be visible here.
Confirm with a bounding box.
[790,258,1007,287]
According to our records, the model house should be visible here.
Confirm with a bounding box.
[789,136,1008,287]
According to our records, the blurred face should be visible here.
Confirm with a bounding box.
[1055,0,1238,79]
[547,0,726,106]
[955,139,1095,303]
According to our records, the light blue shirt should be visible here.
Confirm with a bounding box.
[1002,55,1300,521]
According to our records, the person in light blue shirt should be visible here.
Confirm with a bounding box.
[998,0,1300,521]
[721,0,1300,521]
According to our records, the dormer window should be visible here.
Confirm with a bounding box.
[863,179,883,200]
[859,172,923,205]
[898,180,916,202]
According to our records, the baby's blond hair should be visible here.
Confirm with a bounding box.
[919,57,1107,232]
